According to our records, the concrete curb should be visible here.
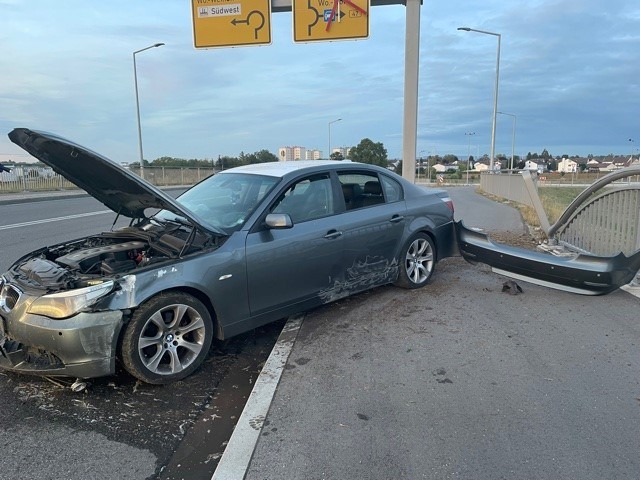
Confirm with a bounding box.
[212,315,304,480]
[0,191,89,205]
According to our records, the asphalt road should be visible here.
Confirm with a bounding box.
[1,188,639,480]
[446,185,526,232]
[247,255,640,480]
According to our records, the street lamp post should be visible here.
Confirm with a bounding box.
[458,27,501,172]
[498,112,517,171]
[630,138,635,161]
[328,118,342,159]
[465,132,475,184]
[133,42,164,179]
[418,149,427,181]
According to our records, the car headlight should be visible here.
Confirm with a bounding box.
[27,281,115,319]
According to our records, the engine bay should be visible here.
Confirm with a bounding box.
[7,223,215,293]
[55,240,147,274]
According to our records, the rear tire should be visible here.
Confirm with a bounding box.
[121,292,213,384]
[395,233,436,289]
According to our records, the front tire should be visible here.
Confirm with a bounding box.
[395,233,436,289]
[121,292,213,384]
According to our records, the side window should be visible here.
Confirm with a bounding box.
[380,175,403,202]
[338,172,385,211]
[271,174,334,223]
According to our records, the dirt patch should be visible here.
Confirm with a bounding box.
[486,230,541,250]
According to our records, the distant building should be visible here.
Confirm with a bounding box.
[280,145,327,161]
[432,163,458,173]
[306,149,322,160]
[279,146,305,161]
[557,158,578,173]
[473,161,490,172]
[279,146,315,162]
[293,146,306,160]
[332,146,352,159]
[524,160,544,173]
[278,147,294,162]
[583,156,630,172]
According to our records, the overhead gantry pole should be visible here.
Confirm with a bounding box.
[401,0,420,183]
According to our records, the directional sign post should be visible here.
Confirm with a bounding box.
[293,0,370,43]
[191,0,272,48]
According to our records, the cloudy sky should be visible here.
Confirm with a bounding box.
[1,0,638,165]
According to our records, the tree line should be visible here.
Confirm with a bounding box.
[130,149,279,169]
[129,138,390,169]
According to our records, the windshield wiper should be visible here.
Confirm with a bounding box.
[153,214,229,239]
[150,215,190,229]
[164,215,193,228]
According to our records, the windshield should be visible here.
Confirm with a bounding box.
[154,172,279,233]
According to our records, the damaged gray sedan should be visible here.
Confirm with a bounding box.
[0,128,457,384]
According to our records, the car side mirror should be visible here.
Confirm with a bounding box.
[265,213,293,229]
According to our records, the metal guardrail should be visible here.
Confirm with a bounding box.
[554,186,640,256]
[0,171,76,193]
[548,166,640,256]
[480,167,640,257]
[0,166,214,194]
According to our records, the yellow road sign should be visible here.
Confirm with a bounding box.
[191,0,272,48]
[293,0,370,43]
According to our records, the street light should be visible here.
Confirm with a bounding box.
[328,118,342,159]
[133,42,164,179]
[418,149,427,181]
[630,138,635,161]
[498,112,517,171]
[458,27,501,172]
[465,132,475,184]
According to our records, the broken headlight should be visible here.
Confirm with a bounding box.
[27,280,115,319]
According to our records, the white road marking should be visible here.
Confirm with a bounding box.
[0,210,111,231]
[212,314,304,480]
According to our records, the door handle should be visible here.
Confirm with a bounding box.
[324,230,343,239]
[390,215,404,223]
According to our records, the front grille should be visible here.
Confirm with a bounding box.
[0,284,21,312]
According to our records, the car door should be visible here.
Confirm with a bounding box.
[333,171,407,293]
[244,173,345,316]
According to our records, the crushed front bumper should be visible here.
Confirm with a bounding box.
[0,309,124,379]
[456,221,640,295]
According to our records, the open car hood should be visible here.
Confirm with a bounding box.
[9,128,220,233]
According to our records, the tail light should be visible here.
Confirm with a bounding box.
[440,196,454,214]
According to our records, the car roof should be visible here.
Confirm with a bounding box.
[221,160,358,178]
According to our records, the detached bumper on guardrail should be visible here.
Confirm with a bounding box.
[455,221,640,295]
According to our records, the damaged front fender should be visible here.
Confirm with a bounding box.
[98,264,189,311]
[456,221,640,295]
[0,310,124,378]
